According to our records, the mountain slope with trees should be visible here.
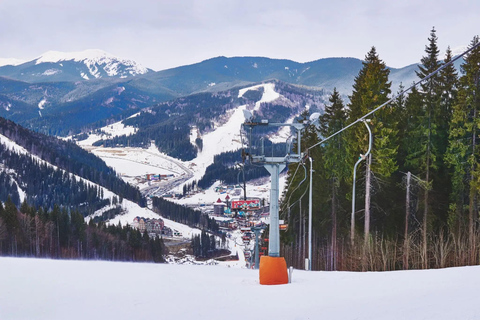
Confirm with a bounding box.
[280,30,480,271]
[0,198,165,263]
[93,80,326,161]
[0,116,144,212]
[0,53,426,137]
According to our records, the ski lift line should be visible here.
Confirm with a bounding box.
[282,163,309,214]
[279,160,306,212]
[306,40,480,151]
[287,178,309,213]
[287,163,308,206]
[399,171,428,184]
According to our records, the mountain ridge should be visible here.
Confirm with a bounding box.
[1,50,461,136]
[0,49,151,83]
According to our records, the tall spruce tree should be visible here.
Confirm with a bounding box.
[406,28,443,267]
[445,36,480,263]
[394,83,409,165]
[347,46,393,245]
[320,88,349,270]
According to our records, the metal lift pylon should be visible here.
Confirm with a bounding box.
[242,114,306,285]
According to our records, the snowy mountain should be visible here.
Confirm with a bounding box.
[0,49,150,82]
[0,58,26,67]
[0,50,451,137]
[0,116,229,260]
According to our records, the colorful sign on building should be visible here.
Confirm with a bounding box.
[231,199,261,210]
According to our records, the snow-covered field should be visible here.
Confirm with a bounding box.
[91,144,188,176]
[1,257,478,320]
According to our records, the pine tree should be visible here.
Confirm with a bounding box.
[445,36,480,263]
[394,83,409,164]
[320,88,349,270]
[440,47,459,129]
[347,46,393,245]
[406,28,444,267]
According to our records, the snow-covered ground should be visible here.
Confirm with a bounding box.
[76,113,139,147]
[268,114,295,143]
[91,144,188,176]
[1,257,478,320]
[182,104,246,184]
[238,82,280,111]
[172,175,287,207]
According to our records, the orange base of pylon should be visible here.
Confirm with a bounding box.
[259,256,289,285]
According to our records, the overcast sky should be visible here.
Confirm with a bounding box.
[1,0,479,71]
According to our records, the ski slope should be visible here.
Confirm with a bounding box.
[1,257,478,320]
[177,82,286,189]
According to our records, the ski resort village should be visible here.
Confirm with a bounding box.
[74,82,288,268]
[1,5,480,317]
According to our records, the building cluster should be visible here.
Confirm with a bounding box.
[146,173,174,181]
[132,216,165,234]
[213,195,264,218]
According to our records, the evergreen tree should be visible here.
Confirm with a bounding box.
[320,88,349,270]
[0,202,6,251]
[405,28,444,266]
[394,83,409,165]
[440,47,459,129]
[445,36,480,263]
[346,46,393,245]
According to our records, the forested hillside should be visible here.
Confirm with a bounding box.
[281,30,480,271]
[94,80,325,161]
[0,198,165,262]
[0,117,144,211]
[151,197,219,234]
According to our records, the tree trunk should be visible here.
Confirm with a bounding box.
[423,107,432,270]
[423,163,430,269]
[364,153,372,246]
[469,107,477,264]
[404,171,411,269]
[331,179,337,271]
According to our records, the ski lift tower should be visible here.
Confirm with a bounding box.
[242,110,308,285]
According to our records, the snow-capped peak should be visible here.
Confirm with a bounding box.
[35,49,114,64]
[0,58,26,67]
[451,45,469,57]
[34,49,149,77]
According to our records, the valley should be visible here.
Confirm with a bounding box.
[71,82,296,267]
[1,1,479,317]
[2,42,475,272]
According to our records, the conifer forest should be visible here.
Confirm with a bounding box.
[280,30,480,271]
[0,198,166,263]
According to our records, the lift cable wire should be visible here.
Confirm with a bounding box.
[306,40,480,152]
[281,161,308,215]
